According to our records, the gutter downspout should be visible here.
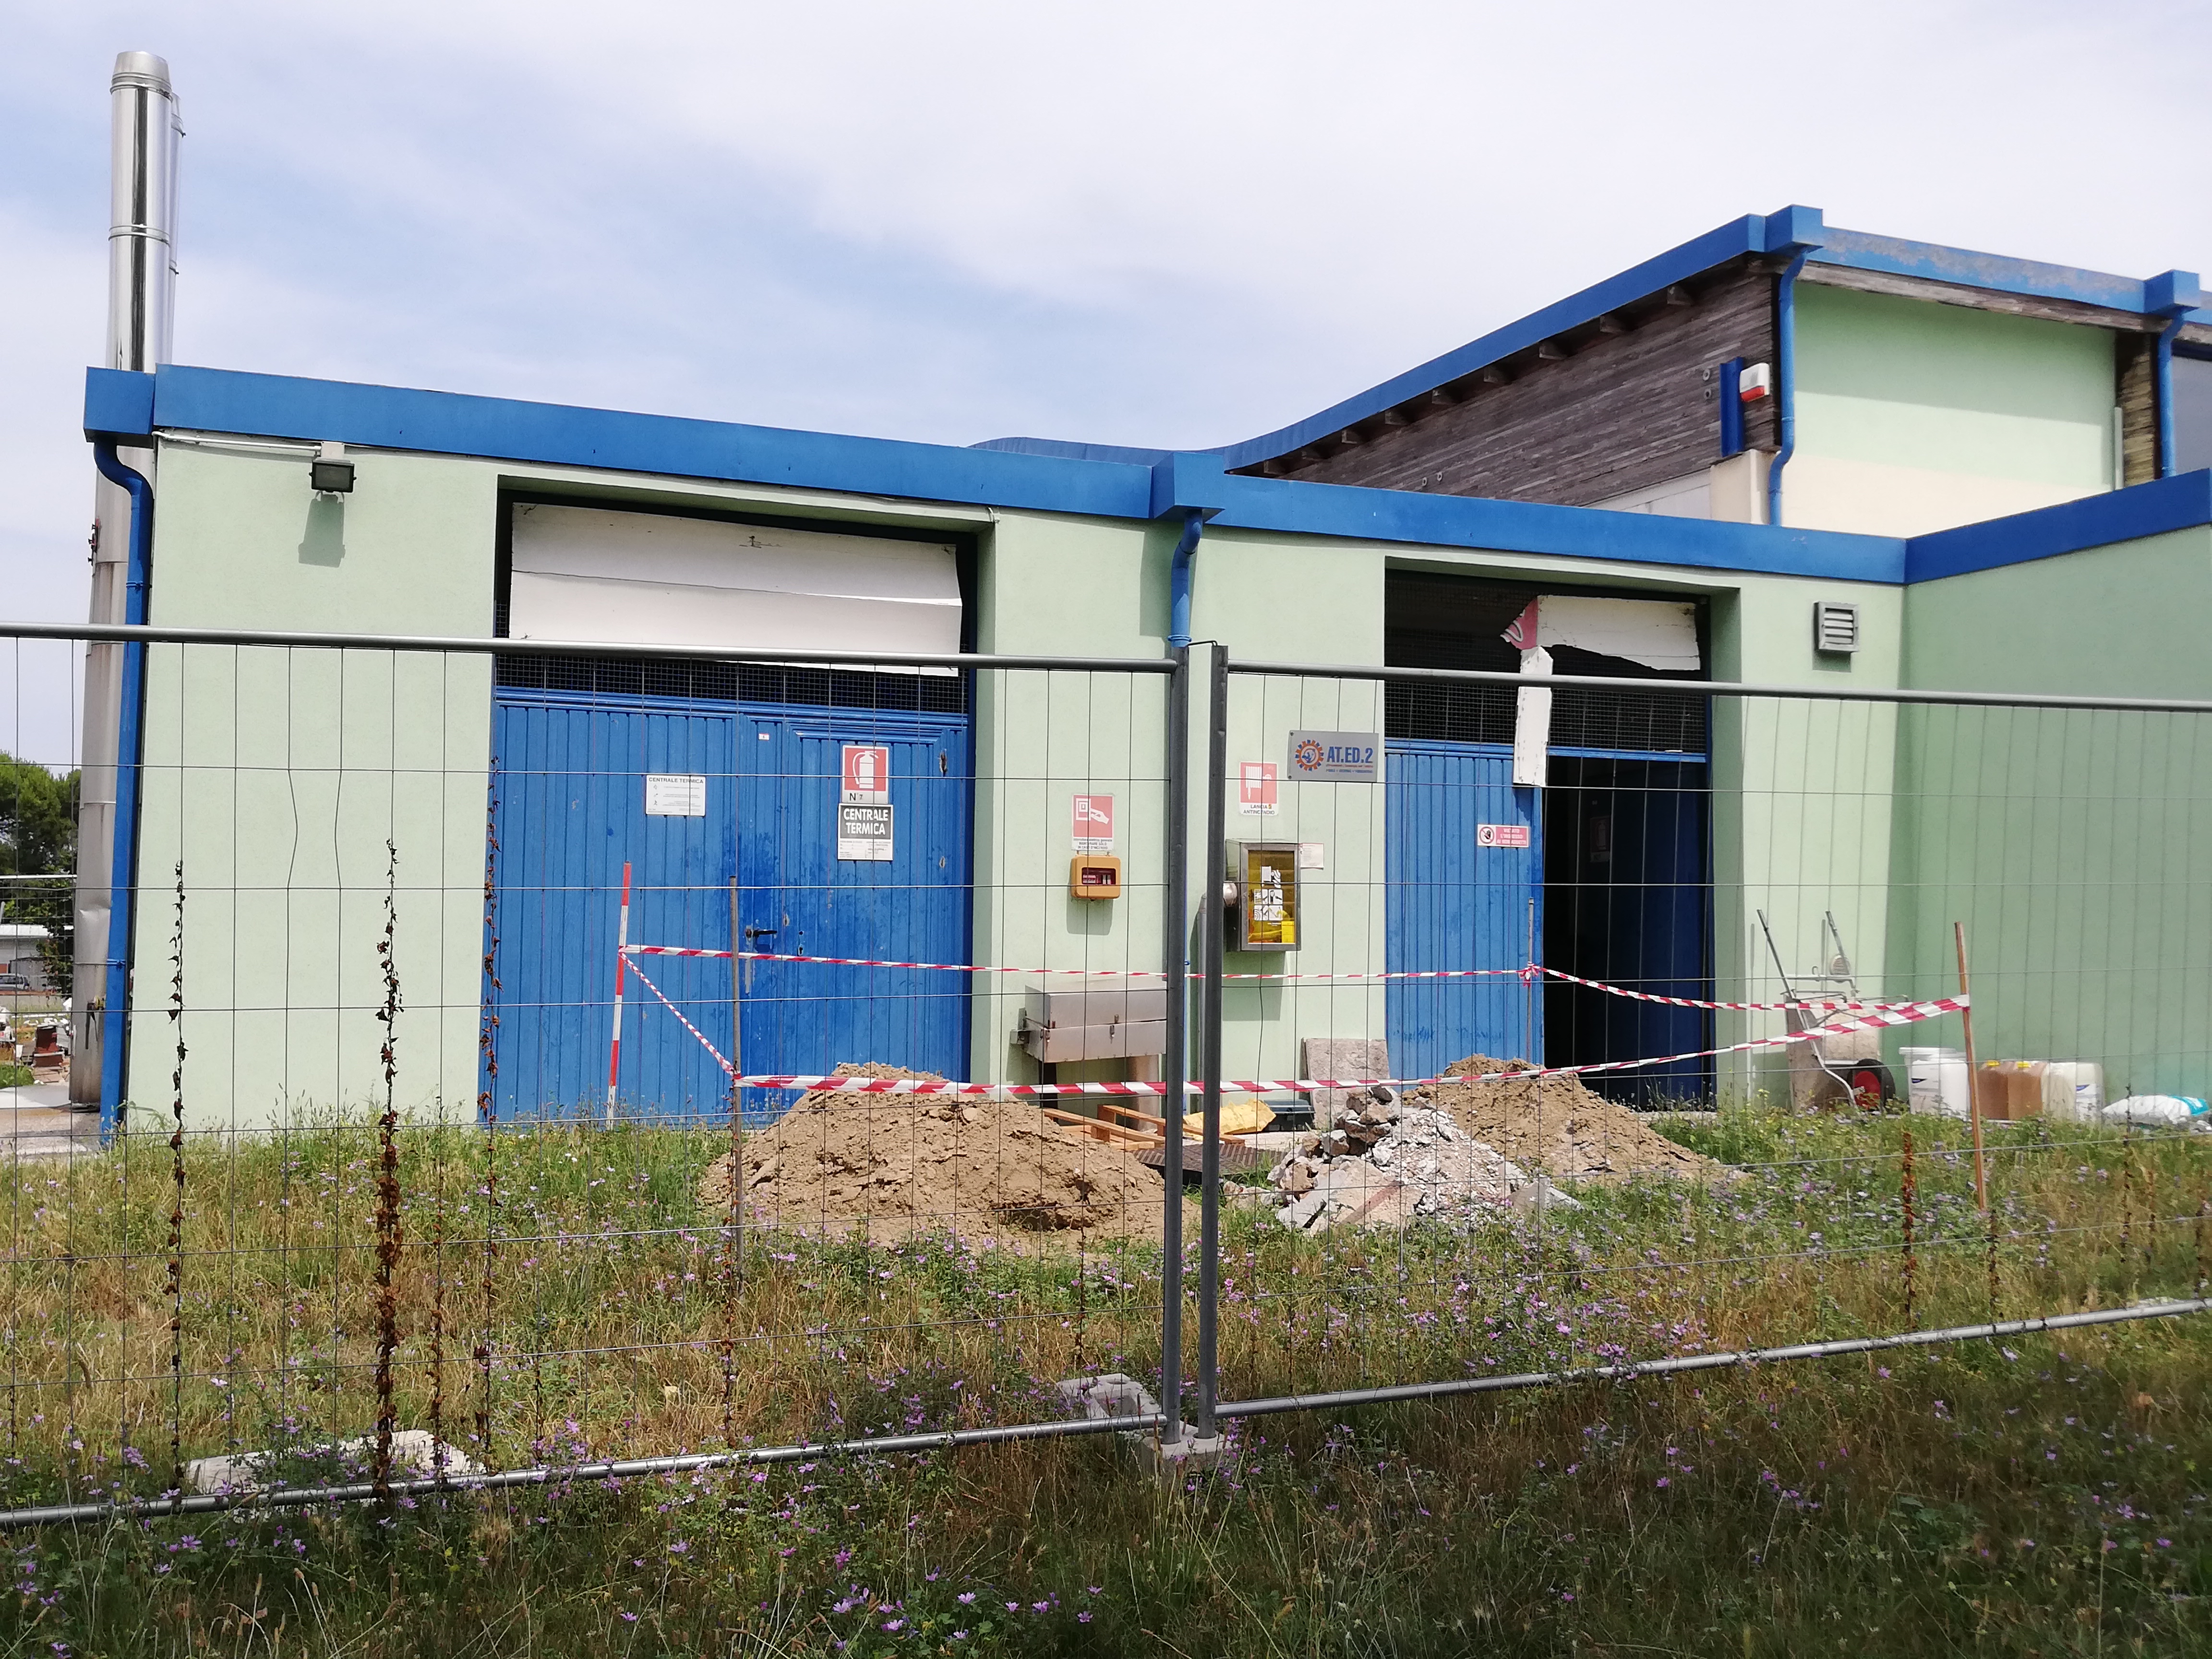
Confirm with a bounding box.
[1765,248,1810,528]
[90,441,153,1135]
[2156,315,2186,478]
[1167,508,1205,650]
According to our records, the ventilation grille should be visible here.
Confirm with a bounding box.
[1385,682,1706,754]
[1814,601,1860,655]
[494,653,968,714]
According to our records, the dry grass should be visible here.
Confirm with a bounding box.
[1,1104,2208,1654]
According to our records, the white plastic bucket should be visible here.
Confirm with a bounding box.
[2043,1061,2105,1121]
[1902,1046,1969,1118]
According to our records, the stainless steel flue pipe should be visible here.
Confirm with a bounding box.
[74,50,181,1105]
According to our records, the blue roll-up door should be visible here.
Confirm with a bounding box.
[485,690,970,1121]
[1384,739,1542,1080]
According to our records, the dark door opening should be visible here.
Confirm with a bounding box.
[1540,755,1712,1106]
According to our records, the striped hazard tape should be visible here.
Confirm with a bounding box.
[627,942,1922,1011]
[620,956,1967,1098]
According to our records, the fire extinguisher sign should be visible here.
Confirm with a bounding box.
[841,745,890,805]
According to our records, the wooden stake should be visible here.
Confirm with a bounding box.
[1955,921,1987,1213]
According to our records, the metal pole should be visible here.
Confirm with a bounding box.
[1158,646,1190,1444]
[1195,644,1228,1439]
[1956,921,1986,1212]
[607,863,631,1122]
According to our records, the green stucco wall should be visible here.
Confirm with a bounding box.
[1882,527,2212,1097]
[129,443,499,1125]
[1788,284,2117,538]
[132,432,2200,1125]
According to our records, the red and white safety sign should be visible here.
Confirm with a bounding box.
[1071,793,1115,852]
[841,745,889,805]
[1477,822,1531,848]
[1238,761,1279,816]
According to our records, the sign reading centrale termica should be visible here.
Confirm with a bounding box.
[1286,730,1379,782]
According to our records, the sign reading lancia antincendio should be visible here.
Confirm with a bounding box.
[1286,730,1379,782]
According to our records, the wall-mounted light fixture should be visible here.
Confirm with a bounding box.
[308,440,355,494]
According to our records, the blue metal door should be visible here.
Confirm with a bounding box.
[1385,740,1542,1081]
[486,691,970,1122]
[732,712,972,1118]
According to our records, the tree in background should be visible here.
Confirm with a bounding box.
[0,754,78,989]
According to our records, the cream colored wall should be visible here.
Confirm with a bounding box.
[1787,284,2118,538]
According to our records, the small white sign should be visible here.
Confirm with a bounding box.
[1297,842,1325,870]
[837,803,894,861]
[645,773,707,817]
[1287,730,1379,782]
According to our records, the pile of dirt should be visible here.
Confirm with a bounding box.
[698,1064,1169,1243]
[1420,1055,1723,1183]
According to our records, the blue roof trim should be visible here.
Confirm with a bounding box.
[971,435,1175,466]
[146,364,1158,520]
[99,362,2211,590]
[1811,228,2212,325]
[1208,471,1906,582]
[1210,212,1805,471]
[84,367,156,441]
[1905,471,2212,582]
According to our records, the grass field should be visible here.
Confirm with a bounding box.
[1,1105,2207,1655]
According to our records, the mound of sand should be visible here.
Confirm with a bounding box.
[1420,1056,1722,1183]
[698,1064,1169,1243]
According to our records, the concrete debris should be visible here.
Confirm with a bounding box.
[1055,1371,1163,1427]
[1266,1084,1580,1234]
[185,1429,481,1495]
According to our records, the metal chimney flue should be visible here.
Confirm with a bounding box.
[106,51,181,373]
[74,50,182,1106]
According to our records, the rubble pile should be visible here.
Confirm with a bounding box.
[1427,1055,1723,1182]
[1268,1085,1557,1234]
[698,1063,1169,1244]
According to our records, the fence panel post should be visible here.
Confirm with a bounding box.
[1195,643,1228,1439]
[1159,645,1189,1445]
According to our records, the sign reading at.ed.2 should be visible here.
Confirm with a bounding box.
[1286,730,1379,783]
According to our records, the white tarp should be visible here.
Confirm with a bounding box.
[1506,594,1701,671]
[507,503,962,658]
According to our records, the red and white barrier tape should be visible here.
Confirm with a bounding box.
[1530,963,1918,1014]
[626,942,1918,1011]
[627,989,1967,1097]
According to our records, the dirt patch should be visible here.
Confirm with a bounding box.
[698,1064,1171,1244]
[1421,1056,1723,1183]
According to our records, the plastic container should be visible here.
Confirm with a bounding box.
[2103,1095,2210,1128]
[2042,1061,2104,1121]
[1902,1046,1969,1118]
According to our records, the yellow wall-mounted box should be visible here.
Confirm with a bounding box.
[1070,854,1122,899]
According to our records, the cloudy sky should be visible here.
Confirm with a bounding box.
[2,0,2209,755]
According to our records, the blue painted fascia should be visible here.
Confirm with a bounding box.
[1213,212,1801,471]
[1206,471,1906,583]
[1812,229,2212,327]
[111,360,2212,589]
[1904,470,2212,582]
[144,364,1159,521]
[972,435,1176,467]
[84,367,156,441]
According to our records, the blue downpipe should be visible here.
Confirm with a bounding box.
[90,442,153,1135]
[1166,509,1204,650]
[2156,315,2186,478]
[1766,250,1810,528]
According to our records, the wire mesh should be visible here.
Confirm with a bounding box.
[0,625,2206,1526]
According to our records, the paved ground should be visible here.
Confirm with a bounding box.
[0,1082,99,1159]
